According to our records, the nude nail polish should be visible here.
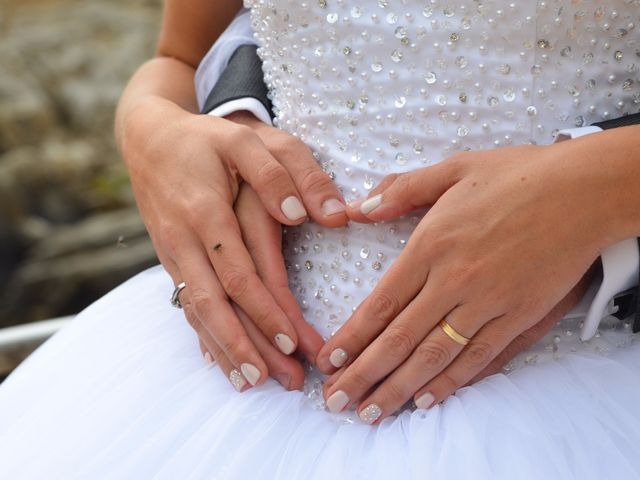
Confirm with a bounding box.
[203,351,214,366]
[326,390,350,413]
[276,373,291,389]
[347,198,363,209]
[229,369,246,392]
[322,198,346,216]
[275,333,296,355]
[329,348,348,368]
[281,196,307,221]
[360,194,382,215]
[415,392,435,410]
[240,363,261,386]
[359,404,382,424]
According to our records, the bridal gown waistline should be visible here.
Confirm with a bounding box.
[0,266,639,479]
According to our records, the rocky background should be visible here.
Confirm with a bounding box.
[0,0,164,327]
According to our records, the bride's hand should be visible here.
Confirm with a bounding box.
[123,105,345,390]
[316,142,611,423]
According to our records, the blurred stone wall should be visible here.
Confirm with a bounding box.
[0,0,163,327]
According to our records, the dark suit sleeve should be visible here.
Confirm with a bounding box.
[592,113,640,333]
[200,44,273,119]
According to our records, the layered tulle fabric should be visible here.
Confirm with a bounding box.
[1,266,639,479]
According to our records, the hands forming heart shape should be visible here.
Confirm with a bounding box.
[125,105,611,423]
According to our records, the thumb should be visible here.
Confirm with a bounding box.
[346,160,460,223]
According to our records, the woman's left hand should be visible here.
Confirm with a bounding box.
[316,141,613,423]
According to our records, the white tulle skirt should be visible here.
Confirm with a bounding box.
[1,266,639,479]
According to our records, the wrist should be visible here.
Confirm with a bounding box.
[224,110,263,128]
[553,126,640,249]
[118,96,192,165]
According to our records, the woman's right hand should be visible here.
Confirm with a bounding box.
[121,103,346,390]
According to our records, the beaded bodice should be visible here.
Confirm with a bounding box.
[245,1,640,346]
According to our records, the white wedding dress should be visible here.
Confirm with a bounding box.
[1,1,640,478]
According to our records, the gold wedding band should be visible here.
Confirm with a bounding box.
[439,319,470,346]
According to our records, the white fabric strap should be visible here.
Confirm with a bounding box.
[554,126,640,341]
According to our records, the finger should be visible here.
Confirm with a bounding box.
[199,203,300,355]
[160,252,220,369]
[323,366,378,413]
[224,125,308,224]
[323,282,458,415]
[198,306,305,391]
[236,186,324,364]
[183,298,252,391]
[233,304,306,390]
[346,159,462,223]
[272,141,348,227]
[203,333,251,392]
[468,266,595,383]
[355,308,489,424]
[316,244,429,374]
[177,244,269,390]
[413,315,519,409]
[198,340,216,367]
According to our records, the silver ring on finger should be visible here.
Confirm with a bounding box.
[170,282,187,309]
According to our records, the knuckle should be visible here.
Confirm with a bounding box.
[437,371,459,393]
[219,268,249,299]
[269,134,306,157]
[190,289,215,319]
[381,381,407,407]
[367,290,400,324]
[254,306,280,332]
[159,223,182,255]
[414,341,450,371]
[256,161,288,189]
[388,172,411,196]
[460,341,494,369]
[219,333,251,360]
[299,166,333,195]
[184,194,212,227]
[348,368,373,392]
[381,324,417,360]
[227,123,254,145]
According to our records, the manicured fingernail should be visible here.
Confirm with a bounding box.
[281,196,307,221]
[359,403,382,424]
[348,198,363,209]
[360,194,382,215]
[326,390,350,413]
[241,363,261,386]
[415,392,435,410]
[275,333,296,355]
[203,351,214,366]
[229,369,247,392]
[329,348,348,368]
[276,373,291,389]
[321,198,346,216]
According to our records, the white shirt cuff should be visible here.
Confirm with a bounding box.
[554,126,640,340]
[207,98,273,125]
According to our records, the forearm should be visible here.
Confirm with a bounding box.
[115,0,243,156]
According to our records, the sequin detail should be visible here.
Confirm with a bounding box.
[247,0,640,389]
[359,404,383,424]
